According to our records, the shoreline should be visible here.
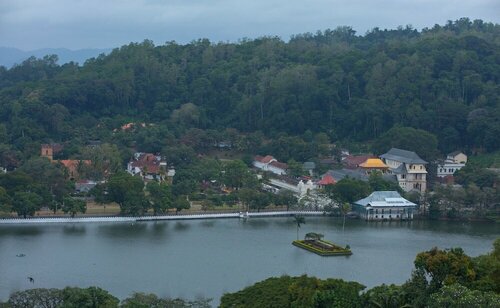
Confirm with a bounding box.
[0,210,326,224]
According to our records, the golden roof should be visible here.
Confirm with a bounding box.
[359,158,389,169]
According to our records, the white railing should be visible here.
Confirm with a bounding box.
[0,211,326,224]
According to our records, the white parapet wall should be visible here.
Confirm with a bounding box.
[0,211,326,224]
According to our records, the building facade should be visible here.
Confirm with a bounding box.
[253,155,288,175]
[127,152,168,182]
[353,191,416,221]
[437,151,467,178]
[380,148,428,193]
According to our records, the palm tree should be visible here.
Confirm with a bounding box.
[341,202,351,233]
[294,215,305,240]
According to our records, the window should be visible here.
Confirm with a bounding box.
[420,166,423,170]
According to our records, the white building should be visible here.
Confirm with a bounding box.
[437,151,467,178]
[353,191,416,221]
[380,148,428,193]
[253,155,288,175]
[127,152,168,181]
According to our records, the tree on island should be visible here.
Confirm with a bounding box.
[294,215,305,240]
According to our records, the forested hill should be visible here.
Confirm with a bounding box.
[0,18,499,161]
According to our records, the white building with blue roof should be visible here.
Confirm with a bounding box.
[353,191,416,221]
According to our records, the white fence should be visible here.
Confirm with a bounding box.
[0,211,326,225]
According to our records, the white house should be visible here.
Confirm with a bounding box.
[380,148,428,193]
[437,151,467,178]
[353,191,416,221]
[253,155,288,175]
[127,152,168,181]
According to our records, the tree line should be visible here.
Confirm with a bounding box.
[0,18,498,167]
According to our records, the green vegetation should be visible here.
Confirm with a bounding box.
[0,18,498,219]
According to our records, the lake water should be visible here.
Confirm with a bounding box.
[0,217,498,305]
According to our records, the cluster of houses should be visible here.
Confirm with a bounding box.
[253,148,468,221]
[40,144,176,195]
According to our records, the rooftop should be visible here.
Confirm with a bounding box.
[354,191,416,208]
[318,174,336,186]
[254,155,275,164]
[380,148,427,164]
[359,158,389,169]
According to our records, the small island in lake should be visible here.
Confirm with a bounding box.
[293,233,352,256]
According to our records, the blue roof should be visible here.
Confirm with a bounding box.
[354,191,416,208]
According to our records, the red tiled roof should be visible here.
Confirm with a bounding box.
[269,161,288,170]
[255,155,275,164]
[318,174,336,185]
[129,153,164,174]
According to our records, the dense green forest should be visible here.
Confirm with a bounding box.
[0,18,499,166]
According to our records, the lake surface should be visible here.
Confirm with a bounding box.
[0,217,498,305]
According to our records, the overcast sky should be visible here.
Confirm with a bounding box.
[1,0,498,50]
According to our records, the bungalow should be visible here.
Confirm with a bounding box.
[127,152,168,182]
[352,191,416,221]
[253,155,288,175]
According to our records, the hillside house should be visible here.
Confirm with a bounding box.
[59,160,91,180]
[253,155,288,175]
[380,148,427,193]
[353,191,416,221]
[127,152,168,182]
[437,151,467,178]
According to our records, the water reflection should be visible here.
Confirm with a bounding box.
[97,222,148,238]
[245,219,270,229]
[174,222,190,231]
[0,226,44,237]
[62,225,86,235]
[200,220,216,228]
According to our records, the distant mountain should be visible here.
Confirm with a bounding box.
[0,47,111,67]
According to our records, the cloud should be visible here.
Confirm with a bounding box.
[0,0,498,50]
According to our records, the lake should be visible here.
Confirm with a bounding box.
[0,217,498,305]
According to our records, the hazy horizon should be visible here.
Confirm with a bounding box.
[1,0,499,51]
